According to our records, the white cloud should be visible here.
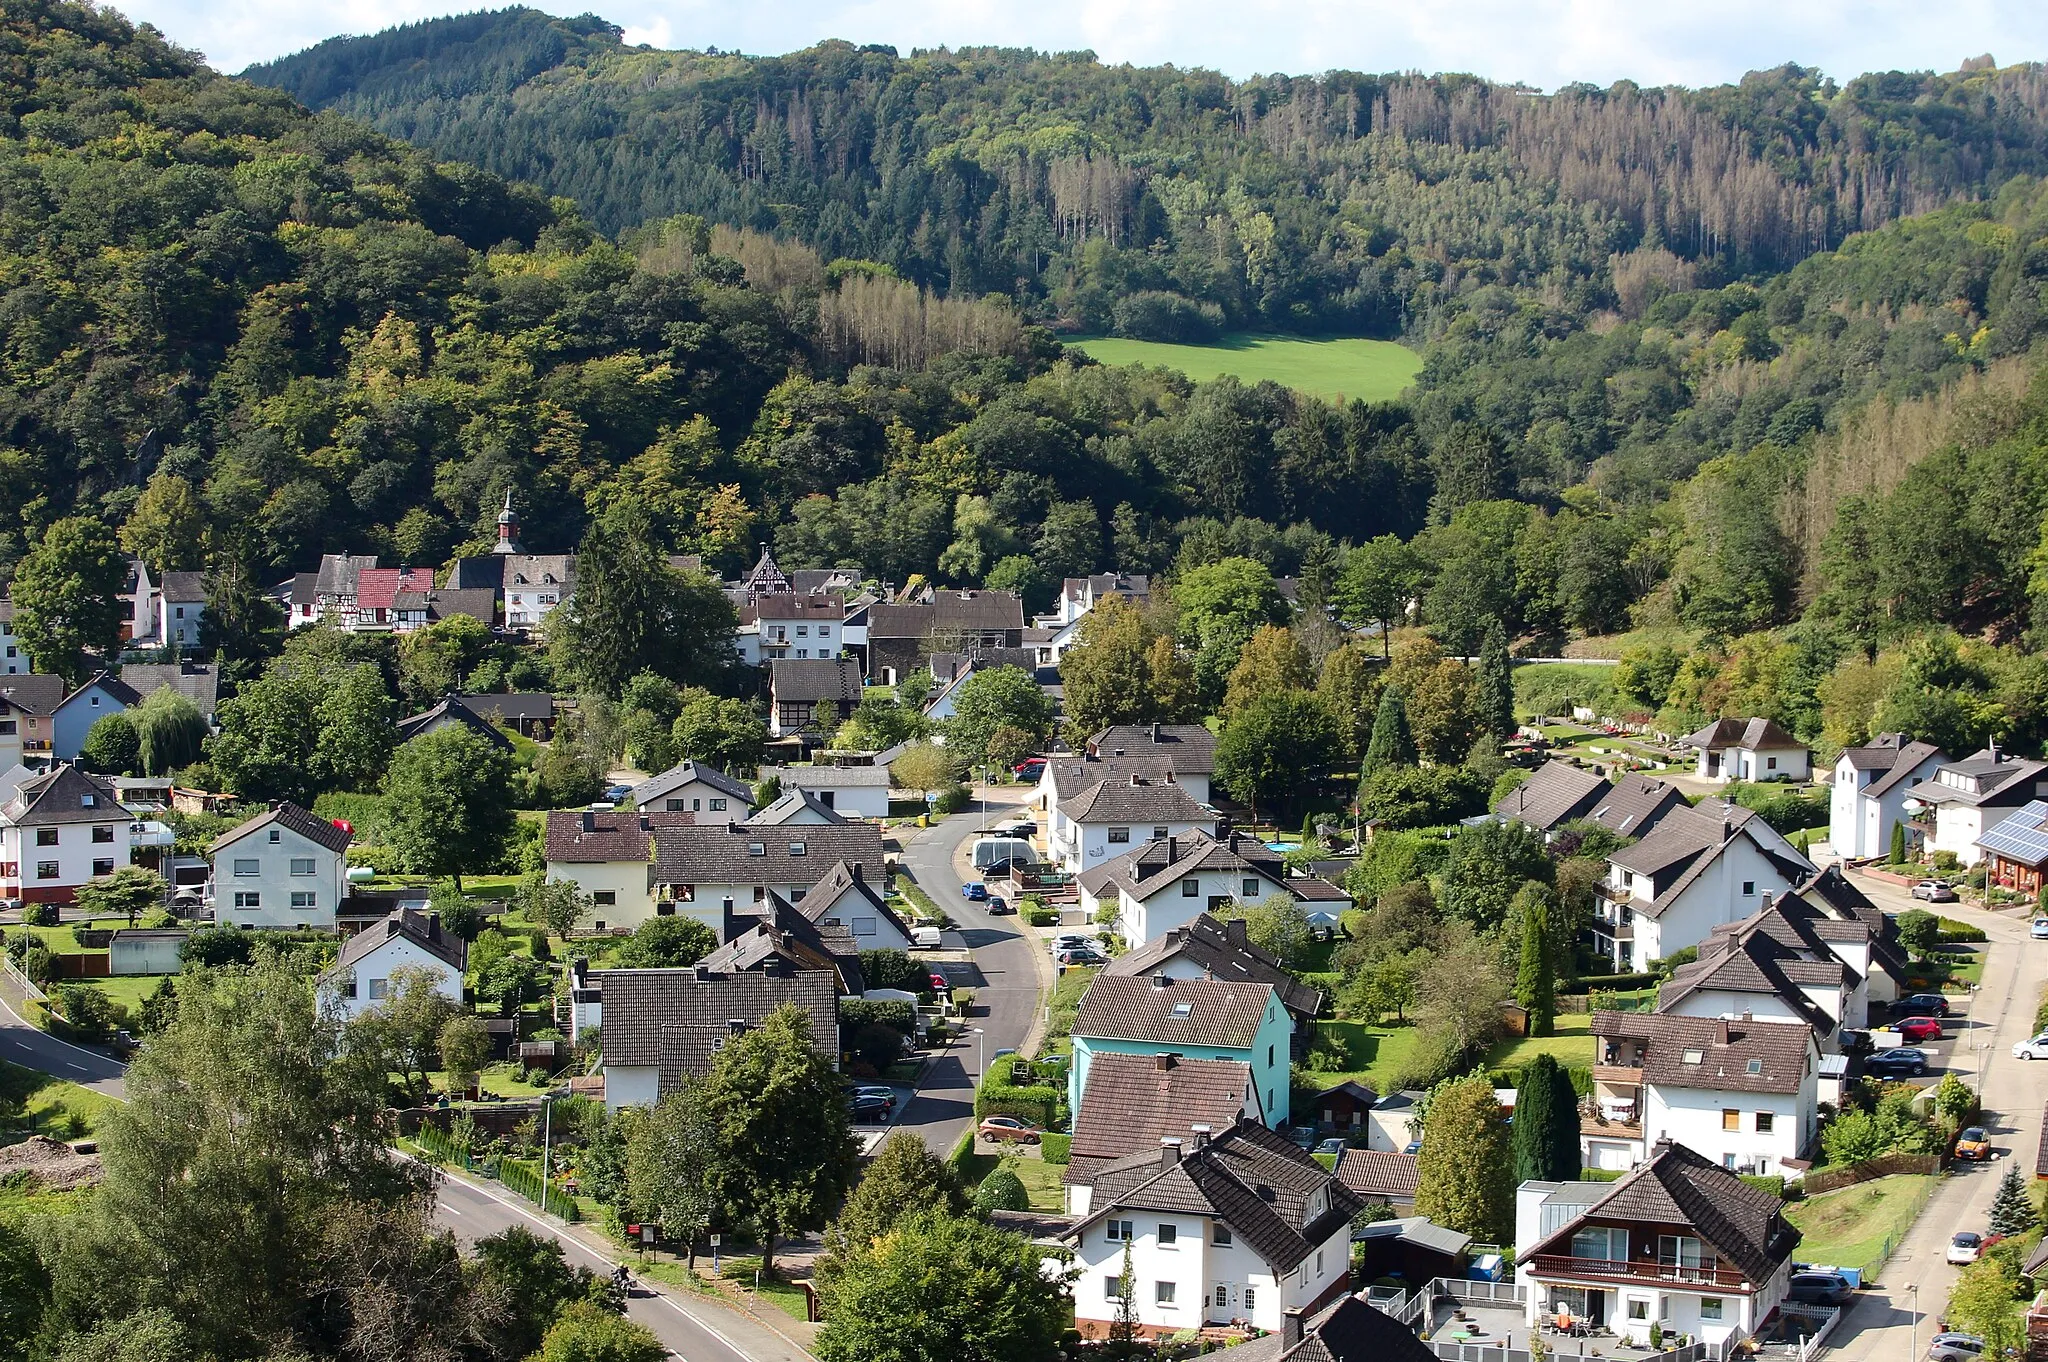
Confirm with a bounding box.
[117,0,2048,88]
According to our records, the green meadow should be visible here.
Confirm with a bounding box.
[1068,334,1422,404]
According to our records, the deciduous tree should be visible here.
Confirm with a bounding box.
[12,516,126,682]
[1415,1075,1514,1244]
[438,1013,491,1096]
[947,665,1054,763]
[383,725,515,891]
[1215,692,1343,821]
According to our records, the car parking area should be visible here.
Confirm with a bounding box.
[1850,992,1980,1084]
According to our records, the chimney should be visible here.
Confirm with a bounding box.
[849,862,864,885]
[581,809,596,833]
[1154,1051,1175,1071]
[1151,722,1161,742]
[1190,1123,1211,1148]
[1165,836,1177,862]
[1159,1137,1183,1167]
[1281,1309,1305,1351]
[1151,974,1171,990]
[1130,773,1144,786]
[693,963,712,982]
[1715,1017,1730,1045]
[1223,917,1248,946]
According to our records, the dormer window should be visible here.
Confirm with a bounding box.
[1171,1002,1192,1018]
[748,842,766,856]
[79,794,95,808]
[1746,1058,1763,1074]
[1681,1048,1705,1065]
[789,842,806,856]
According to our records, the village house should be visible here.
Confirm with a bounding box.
[540,808,696,932]
[1593,802,1814,971]
[650,821,888,936]
[0,600,33,674]
[769,859,911,951]
[0,674,61,768]
[117,662,221,726]
[1062,1118,1362,1339]
[208,801,353,931]
[1678,717,1811,784]
[150,571,208,650]
[395,695,516,752]
[1078,834,1293,939]
[694,892,869,994]
[1222,1292,1436,1362]
[864,589,1026,685]
[449,693,556,740]
[51,673,141,760]
[1031,573,1151,666]
[1978,799,2048,897]
[1905,746,2048,867]
[1827,733,1945,859]
[317,909,467,1021]
[1332,1147,1419,1217]
[1065,1051,1263,1202]
[759,764,893,819]
[1583,1012,1821,1176]
[1069,973,1294,1130]
[1086,723,1217,803]
[745,789,845,825]
[1104,913,1326,1039]
[630,761,756,817]
[0,765,135,904]
[1053,774,1219,873]
[1515,1141,1801,1351]
[738,591,846,666]
[594,962,838,1110]
[1493,760,1689,841]
[768,657,864,739]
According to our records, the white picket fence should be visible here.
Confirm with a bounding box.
[0,951,46,1003]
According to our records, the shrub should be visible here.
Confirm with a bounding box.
[1935,916,1988,943]
[20,903,57,927]
[972,1167,1030,1212]
[933,784,972,815]
[53,983,119,1035]
[1022,905,1058,926]
[859,949,923,993]
[1895,909,1938,957]
[1110,289,1225,343]
[848,1022,904,1073]
[181,924,256,967]
[1040,1132,1072,1165]
[840,998,916,1034]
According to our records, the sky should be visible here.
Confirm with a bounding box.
[121,0,2048,90]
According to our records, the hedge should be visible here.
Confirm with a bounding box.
[498,1158,581,1221]
[1935,918,1988,943]
[1563,972,1663,994]
[976,1052,1062,1128]
[841,998,916,1035]
[412,1122,473,1168]
[1022,905,1059,926]
[1041,1132,1072,1164]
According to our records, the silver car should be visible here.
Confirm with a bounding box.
[1928,1332,1986,1362]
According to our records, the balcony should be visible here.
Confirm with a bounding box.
[1527,1254,1752,1292]
[1592,1063,1644,1085]
[1579,1114,1642,1140]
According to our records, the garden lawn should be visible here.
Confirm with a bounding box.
[1301,1019,1420,1093]
[0,1057,119,1140]
[1005,1154,1066,1212]
[75,974,169,1018]
[1067,335,1420,404]
[1486,1012,1595,1072]
[1784,1174,1938,1274]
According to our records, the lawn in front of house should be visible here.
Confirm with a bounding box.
[1486,1011,1595,1072]
[1783,1174,1939,1273]
[1299,1018,1421,1094]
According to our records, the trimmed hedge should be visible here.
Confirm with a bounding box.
[1563,972,1663,994]
[1935,917,1988,943]
[841,998,916,1035]
[499,1158,581,1221]
[1041,1132,1072,1164]
[412,1122,473,1168]
[976,1052,1061,1128]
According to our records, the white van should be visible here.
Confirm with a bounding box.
[910,925,944,950]
[972,836,1039,871]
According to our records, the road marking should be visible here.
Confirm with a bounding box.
[438,1201,463,1216]
[0,992,129,1077]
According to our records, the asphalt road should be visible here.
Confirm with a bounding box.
[891,785,1046,1156]
[0,988,128,1098]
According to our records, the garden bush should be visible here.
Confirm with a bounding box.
[20,903,57,927]
[1040,1132,1072,1164]
[973,1167,1030,1212]
[1936,917,1988,943]
[933,784,972,815]
[840,998,917,1034]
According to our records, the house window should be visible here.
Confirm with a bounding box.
[1242,878,1259,897]
[748,843,766,856]
[291,892,316,909]
[1157,1224,1178,1246]
[1108,827,1130,844]
[819,627,831,638]
[1154,1282,1175,1305]
[0,722,13,735]
[1106,1219,1133,1242]
[91,826,113,843]
[1244,1286,1256,1312]
[852,917,876,935]
[1755,1111,1775,1133]
[1152,827,1169,841]
[234,891,260,908]
[1627,1299,1649,1321]
[1767,757,1778,770]
[1315,1249,1324,1275]
[1657,1236,1708,1269]
[35,861,58,880]
[234,858,259,876]
[1102,1276,1125,1300]
[593,891,616,906]
[1213,1225,1232,1247]
[1700,1298,1723,1321]
[367,978,388,1000]
[1570,1227,1627,1261]
[819,790,836,808]
[1722,1109,1740,1131]
[34,828,56,847]
[1182,878,1199,897]
[91,859,113,876]
[290,858,315,876]
[789,842,806,856]
[796,626,809,637]
[268,828,280,843]
[709,798,727,811]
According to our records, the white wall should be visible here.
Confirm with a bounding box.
[212,823,347,931]
[321,938,462,1020]
[1626,837,1805,970]
[2,816,135,902]
[1645,1085,1810,1175]
[1121,865,1287,944]
[1070,1205,1347,1335]
[642,779,749,817]
[810,884,910,951]
[604,1063,659,1112]
[788,784,889,820]
[1063,818,1216,874]
[546,861,656,932]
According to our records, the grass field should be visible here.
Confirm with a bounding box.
[0,1056,119,1140]
[1302,1019,1421,1093]
[1486,1011,1595,1072]
[1784,1174,1938,1274]
[1069,334,1421,404]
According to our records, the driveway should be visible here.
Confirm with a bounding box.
[1822,870,2048,1360]
[890,784,1049,1157]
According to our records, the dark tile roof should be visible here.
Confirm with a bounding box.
[765,764,894,788]
[1593,1011,1814,1094]
[396,697,515,750]
[1494,760,1606,831]
[4,764,125,826]
[427,587,499,625]
[1681,717,1805,752]
[1073,973,1276,1049]
[1583,774,1690,837]
[1334,1149,1419,1202]
[596,966,837,1095]
[1067,1052,1258,1185]
[1226,1293,1435,1362]
[1059,774,1212,825]
[1066,1119,1363,1273]
[118,662,220,717]
[157,570,207,601]
[698,896,861,992]
[867,590,1024,637]
[210,800,353,855]
[1088,723,1218,774]
[769,658,863,705]
[1526,1140,1799,1285]
[501,553,575,587]
[444,556,505,590]
[453,693,555,724]
[66,672,141,709]
[328,908,467,976]
[632,761,754,807]
[1044,754,1181,802]
[744,789,847,824]
[651,822,886,887]
[1848,735,1947,799]
[1658,897,1866,1033]
[753,591,845,621]
[0,674,64,716]
[1105,912,1325,1019]
[789,860,912,941]
[543,808,683,864]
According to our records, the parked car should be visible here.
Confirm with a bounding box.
[928,972,951,993]
[2016,1031,2048,1060]
[1896,1016,1945,1043]
[851,1084,896,1107]
[1049,934,1095,955]
[1865,1047,1930,1077]
[2033,917,2048,940]
[985,896,1013,915]
[1786,1270,1855,1306]
[1313,1137,1349,1156]
[1927,1332,1986,1362]
[1838,1028,1874,1055]
[1056,947,1108,967]
[1913,879,1959,902]
[603,783,634,803]
[1012,758,1045,777]
[961,882,988,901]
[977,1116,1044,1144]
[1893,993,1952,1018]
[1955,1127,1992,1160]
[1947,1231,1985,1265]
[849,1093,892,1121]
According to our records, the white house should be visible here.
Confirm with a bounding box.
[0,600,32,673]
[1030,573,1150,666]
[1063,1119,1361,1340]
[1516,1142,1800,1351]
[629,761,755,818]
[1053,774,1218,873]
[317,909,467,1021]
[0,764,136,905]
[1064,1051,1264,1196]
[1828,734,1945,860]
[151,571,208,650]
[783,859,912,951]
[1583,1012,1820,1176]
[51,673,141,761]
[594,963,839,1110]
[541,808,696,933]
[1593,802,1814,971]
[1904,747,2048,868]
[207,801,352,931]
[1077,834,1349,949]
[760,764,892,820]
[1678,718,1810,784]
[738,591,846,667]
[649,821,887,937]
[1085,724,1215,804]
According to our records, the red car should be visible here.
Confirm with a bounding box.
[929,972,951,993]
[1896,1016,1944,1043]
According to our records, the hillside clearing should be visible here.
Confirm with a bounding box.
[1068,335,1421,404]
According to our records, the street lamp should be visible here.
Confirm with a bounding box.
[1908,1282,1919,1361]
[971,1026,986,1081]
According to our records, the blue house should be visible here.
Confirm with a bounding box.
[52,673,141,761]
[1068,972,1294,1127]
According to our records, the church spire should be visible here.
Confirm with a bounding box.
[494,488,522,555]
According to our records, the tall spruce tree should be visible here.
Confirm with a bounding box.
[1361,687,1417,780]
[1991,1163,2037,1237]
[1513,881,1557,1037]
[1477,617,1516,738]
[1511,1054,1581,1184]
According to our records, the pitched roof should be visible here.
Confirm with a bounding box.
[1043,754,1181,802]
[1680,717,1805,752]
[745,789,848,824]
[867,590,1024,637]
[209,801,353,855]
[1494,760,1607,830]
[1073,973,1276,1049]
[769,658,863,705]
[632,760,754,807]
[2,764,125,826]
[452,693,555,724]
[395,697,515,750]
[328,908,466,976]
[427,587,498,625]
[1846,734,1947,799]
[698,895,862,992]
[1907,754,2048,807]
[1976,800,2048,868]
[117,662,219,717]
[1065,1118,1363,1273]
[1526,1140,1799,1285]
[1067,1052,1259,1185]
[1105,911,1325,1019]
[789,859,911,940]
[1334,1149,1418,1203]
[0,674,65,716]
[158,570,207,601]
[543,808,681,864]
[1088,723,1218,774]
[765,764,894,788]
[1217,1293,1435,1362]
[64,672,141,709]
[596,966,837,1094]
[1658,894,1869,1033]
[500,553,576,587]
[1583,774,1690,837]
[651,822,886,887]
[1058,774,1212,825]
[1593,1011,1814,1094]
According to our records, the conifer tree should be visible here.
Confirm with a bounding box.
[1514,882,1557,1036]
[1361,687,1417,780]
[1511,1054,1581,1185]
[1991,1163,2037,1237]
[1477,617,1516,738]
[1889,821,1907,865]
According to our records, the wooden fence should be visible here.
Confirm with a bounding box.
[1799,1152,1941,1196]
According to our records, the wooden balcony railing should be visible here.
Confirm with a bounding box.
[1527,1254,1752,1291]
[1592,1064,1643,1085]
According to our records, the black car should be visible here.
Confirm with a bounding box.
[1893,992,1952,1018]
[849,1093,892,1121]
[1786,1270,1854,1306]
[1864,1047,1929,1077]
[985,896,1014,914]
[1837,1028,1873,1055]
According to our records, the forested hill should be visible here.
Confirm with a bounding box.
[242,10,2048,338]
